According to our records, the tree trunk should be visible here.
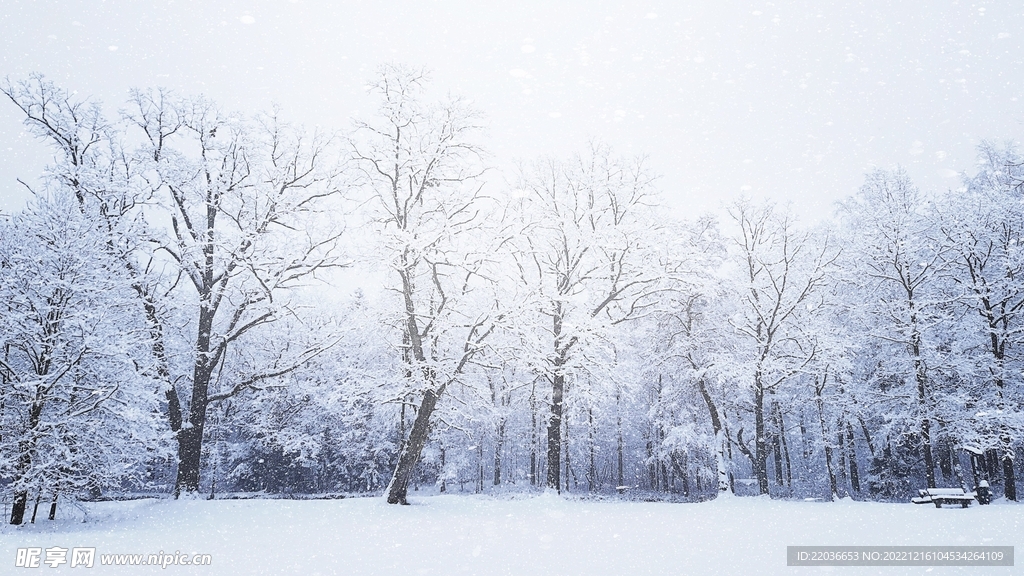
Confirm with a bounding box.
[846,422,860,493]
[909,309,936,489]
[677,452,690,497]
[836,430,848,496]
[919,418,935,488]
[493,417,505,486]
[995,371,1017,500]
[799,412,811,461]
[174,305,216,497]
[563,405,574,491]
[587,407,597,491]
[10,401,44,525]
[815,385,837,501]
[938,439,953,482]
[952,448,966,490]
[174,423,205,497]
[546,367,565,492]
[9,491,27,526]
[386,263,459,504]
[771,399,785,487]
[696,377,730,494]
[529,383,537,486]
[439,446,447,493]
[386,388,440,504]
[546,300,569,493]
[779,408,793,488]
[753,375,770,495]
[716,430,730,493]
[616,390,625,488]
[9,446,30,525]
[980,289,1016,501]
[985,449,998,479]
[1002,449,1017,501]
[30,493,42,524]
[477,443,484,493]
[857,416,877,459]
[773,434,784,486]
[969,452,981,488]
[142,295,183,475]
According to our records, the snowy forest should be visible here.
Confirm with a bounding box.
[2,67,1023,526]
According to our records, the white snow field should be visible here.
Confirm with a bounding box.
[1,494,1020,575]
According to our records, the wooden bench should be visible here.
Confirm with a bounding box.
[911,488,975,508]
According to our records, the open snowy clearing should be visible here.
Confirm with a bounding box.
[1,495,1020,575]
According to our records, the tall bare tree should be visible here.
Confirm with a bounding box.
[511,145,669,492]
[940,143,1024,500]
[2,75,171,519]
[0,194,165,524]
[126,90,347,497]
[838,169,951,490]
[724,199,835,495]
[351,65,504,505]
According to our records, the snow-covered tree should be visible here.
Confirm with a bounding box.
[0,76,168,385]
[836,169,953,490]
[652,218,732,495]
[720,199,836,495]
[124,89,348,497]
[350,64,506,505]
[509,144,672,493]
[0,194,167,524]
[939,143,1024,500]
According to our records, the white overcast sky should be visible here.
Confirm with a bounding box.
[2,0,1023,221]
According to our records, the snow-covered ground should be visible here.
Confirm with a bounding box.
[2,494,1020,575]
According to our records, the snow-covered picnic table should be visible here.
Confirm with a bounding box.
[911,488,975,508]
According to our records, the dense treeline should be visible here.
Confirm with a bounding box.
[1,68,1021,523]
